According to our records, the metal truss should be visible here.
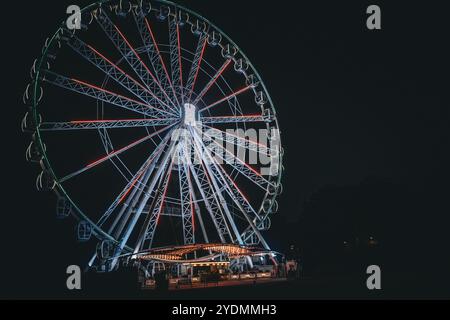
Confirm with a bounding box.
[201,115,265,125]
[200,85,252,113]
[168,15,184,105]
[178,145,195,245]
[130,141,179,254]
[40,118,178,131]
[205,138,275,191]
[192,59,232,106]
[185,145,231,244]
[43,71,172,119]
[203,125,276,157]
[192,129,270,250]
[59,124,174,183]
[95,9,178,114]
[185,32,208,102]
[190,187,209,243]
[132,11,181,107]
[139,158,174,250]
[190,128,244,245]
[67,35,175,111]
[96,133,171,229]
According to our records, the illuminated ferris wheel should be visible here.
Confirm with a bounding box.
[22,0,283,271]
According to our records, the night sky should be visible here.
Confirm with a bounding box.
[1,0,449,298]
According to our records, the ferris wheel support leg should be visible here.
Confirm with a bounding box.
[109,136,170,239]
[190,183,209,244]
[132,150,177,253]
[89,142,167,271]
[129,139,179,253]
[111,160,157,240]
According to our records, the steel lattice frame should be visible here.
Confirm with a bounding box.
[23,0,284,271]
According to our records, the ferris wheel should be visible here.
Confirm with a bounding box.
[22,0,283,271]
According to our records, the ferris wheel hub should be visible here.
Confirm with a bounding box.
[183,103,201,127]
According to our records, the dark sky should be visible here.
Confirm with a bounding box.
[1,0,449,298]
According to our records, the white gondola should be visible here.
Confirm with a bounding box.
[255,91,268,106]
[221,44,237,59]
[257,216,271,231]
[134,0,151,16]
[271,200,279,214]
[207,31,222,47]
[22,112,42,133]
[115,0,132,17]
[96,240,115,260]
[262,198,273,213]
[243,231,260,245]
[26,141,44,162]
[56,197,72,219]
[234,58,249,74]
[176,10,189,27]
[156,5,169,21]
[191,20,206,36]
[77,221,93,242]
[246,74,259,89]
[263,108,274,122]
[36,171,56,192]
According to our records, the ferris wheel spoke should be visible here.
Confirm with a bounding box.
[203,125,276,156]
[185,32,208,102]
[200,85,252,113]
[201,114,266,125]
[95,10,179,114]
[132,146,178,253]
[97,133,171,229]
[168,15,184,105]
[42,70,175,119]
[107,139,179,269]
[66,35,175,113]
[206,138,275,191]
[59,124,175,183]
[192,129,270,249]
[110,137,174,244]
[190,128,244,245]
[133,12,181,108]
[192,59,232,106]
[39,118,178,131]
